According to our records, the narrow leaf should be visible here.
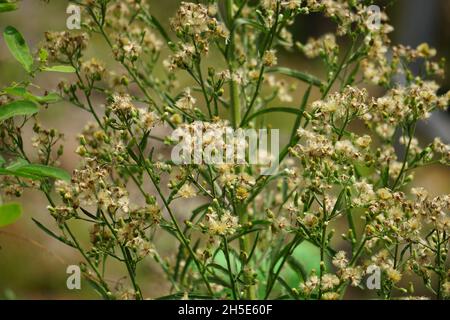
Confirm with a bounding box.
[15,164,71,182]
[33,93,60,104]
[0,168,41,179]
[235,18,267,32]
[267,67,323,87]
[242,107,304,126]
[42,65,76,73]
[5,158,29,171]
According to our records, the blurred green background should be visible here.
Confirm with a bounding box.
[0,0,449,299]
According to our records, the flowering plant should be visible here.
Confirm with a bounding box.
[0,0,449,300]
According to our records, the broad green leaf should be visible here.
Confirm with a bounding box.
[14,164,71,182]
[42,65,76,73]
[3,86,61,104]
[0,203,22,228]
[0,154,5,166]
[267,67,323,88]
[0,100,39,122]
[3,26,33,73]
[0,2,17,13]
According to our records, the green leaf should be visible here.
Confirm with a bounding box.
[0,168,40,179]
[42,65,76,73]
[242,107,304,126]
[0,100,39,122]
[0,154,5,167]
[3,86,61,104]
[5,158,29,171]
[0,159,71,181]
[235,18,267,32]
[0,203,22,228]
[3,26,33,73]
[267,67,323,88]
[3,86,27,96]
[0,159,40,179]
[14,164,71,182]
[0,2,17,13]
[34,93,60,103]
[140,12,172,47]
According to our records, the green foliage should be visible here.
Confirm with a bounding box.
[0,100,38,122]
[0,1,18,13]
[0,159,70,182]
[42,65,76,73]
[3,86,61,104]
[3,26,33,73]
[0,203,22,227]
[267,67,324,88]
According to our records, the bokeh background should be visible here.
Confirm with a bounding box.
[0,0,449,299]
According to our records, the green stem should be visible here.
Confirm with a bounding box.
[223,236,238,299]
[225,0,241,129]
[64,222,111,296]
[235,203,256,299]
[99,210,143,299]
[392,123,416,190]
[125,127,214,296]
[230,77,241,129]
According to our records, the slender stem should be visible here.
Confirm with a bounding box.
[322,42,354,99]
[240,2,280,126]
[223,236,238,299]
[64,222,111,296]
[125,127,214,295]
[264,235,303,299]
[392,123,416,190]
[99,210,143,299]
[225,0,241,129]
